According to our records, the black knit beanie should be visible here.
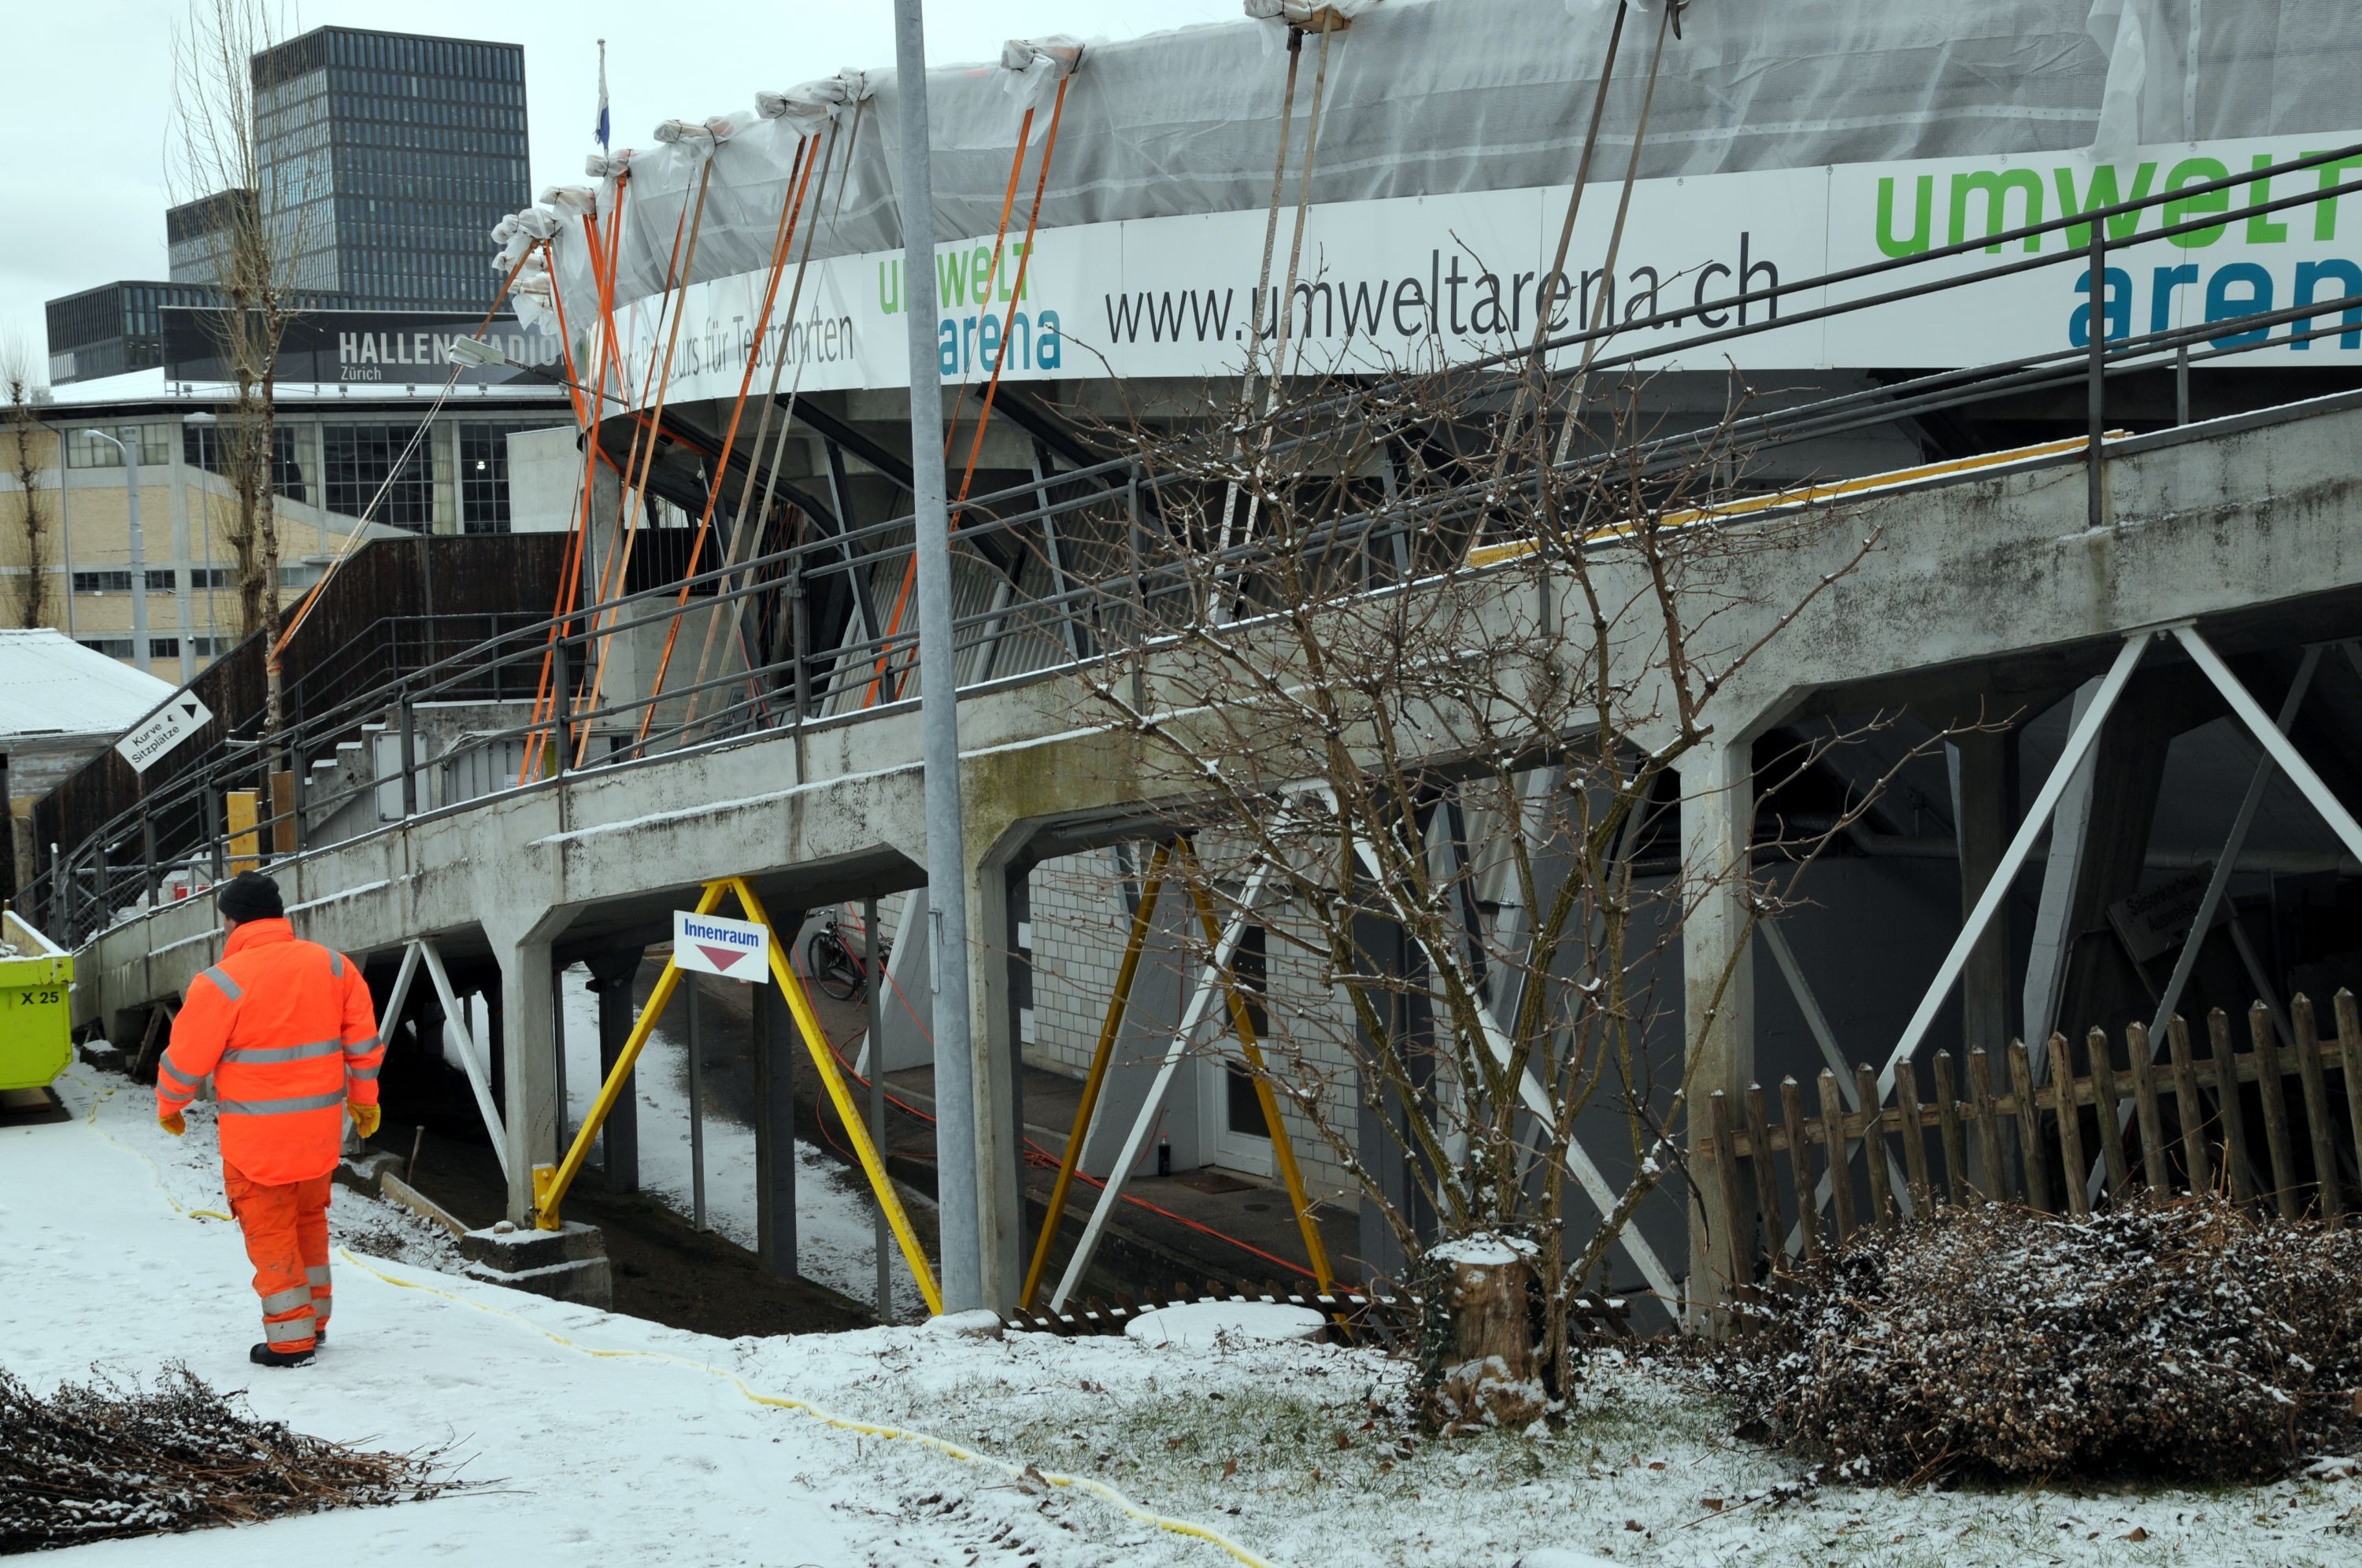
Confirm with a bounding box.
[218,871,285,923]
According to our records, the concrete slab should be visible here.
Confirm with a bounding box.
[460,1219,613,1308]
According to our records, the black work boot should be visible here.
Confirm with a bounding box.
[250,1341,316,1368]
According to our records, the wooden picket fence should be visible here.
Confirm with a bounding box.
[1696,991,2362,1273]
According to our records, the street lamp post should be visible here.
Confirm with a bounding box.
[180,411,219,679]
[80,428,150,674]
[892,0,983,1313]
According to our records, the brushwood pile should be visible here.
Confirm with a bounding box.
[1713,1196,2362,1483]
[0,1364,461,1552]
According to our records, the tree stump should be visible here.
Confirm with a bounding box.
[1423,1236,1544,1433]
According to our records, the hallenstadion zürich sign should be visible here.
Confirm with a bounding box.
[161,308,561,386]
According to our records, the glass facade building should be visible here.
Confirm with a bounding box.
[45,282,220,384]
[165,190,255,285]
[253,27,529,313]
[48,26,526,381]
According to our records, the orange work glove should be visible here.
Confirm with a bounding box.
[159,1111,187,1137]
[348,1101,381,1139]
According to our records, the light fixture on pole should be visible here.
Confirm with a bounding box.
[446,335,619,409]
[80,428,151,675]
[445,336,506,368]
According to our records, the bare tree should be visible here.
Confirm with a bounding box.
[1057,361,1933,1411]
[2,339,50,629]
[170,0,317,734]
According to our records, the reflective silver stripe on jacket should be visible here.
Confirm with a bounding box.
[346,1062,382,1082]
[157,1055,203,1092]
[196,965,242,1001]
[342,1034,380,1057]
[221,1037,344,1066]
[263,1316,317,1344]
[216,1089,346,1117]
[261,1285,313,1315]
[329,951,346,978]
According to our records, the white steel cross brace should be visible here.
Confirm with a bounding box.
[1878,629,2156,1097]
[1049,860,1274,1311]
[1341,831,1682,1320]
[2072,642,2331,1206]
[1760,917,1916,1235]
[379,937,508,1180]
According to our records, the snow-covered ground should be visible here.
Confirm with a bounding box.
[552,962,928,1319]
[9,1066,2362,1565]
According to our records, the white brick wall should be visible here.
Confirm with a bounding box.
[1023,849,1363,1213]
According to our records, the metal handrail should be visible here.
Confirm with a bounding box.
[39,144,2362,944]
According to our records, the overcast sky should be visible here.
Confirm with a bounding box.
[0,0,1238,379]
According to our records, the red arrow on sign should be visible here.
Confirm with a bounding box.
[698,945,749,972]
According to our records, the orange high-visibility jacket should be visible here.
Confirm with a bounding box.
[156,917,383,1185]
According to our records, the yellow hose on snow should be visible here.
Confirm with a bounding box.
[339,1247,1281,1568]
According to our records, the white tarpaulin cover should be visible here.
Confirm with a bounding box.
[540,0,2362,320]
[505,0,2362,398]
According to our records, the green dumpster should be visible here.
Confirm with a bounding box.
[0,909,72,1092]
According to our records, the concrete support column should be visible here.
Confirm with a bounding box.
[2026,674,2208,1069]
[753,973,798,1278]
[586,949,642,1193]
[1949,730,2018,1056]
[961,852,1024,1309]
[1681,738,1755,1323]
[487,921,562,1225]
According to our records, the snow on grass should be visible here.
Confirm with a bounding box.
[4,1070,1258,1565]
[554,963,928,1320]
[11,1065,2362,1565]
[750,1323,2362,1566]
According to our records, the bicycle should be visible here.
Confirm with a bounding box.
[805,908,887,1002]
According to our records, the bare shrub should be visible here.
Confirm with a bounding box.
[0,1363,463,1551]
[1713,1197,2362,1483]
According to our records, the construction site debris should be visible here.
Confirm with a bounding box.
[0,1363,463,1553]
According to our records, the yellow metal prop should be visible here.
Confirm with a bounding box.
[1181,866,1334,1294]
[727,876,941,1315]
[533,876,942,1317]
[1021,844,1171,1311]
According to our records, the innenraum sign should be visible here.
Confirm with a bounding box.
[593,130,2362,409]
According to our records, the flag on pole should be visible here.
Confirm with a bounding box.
[594,39,610,152]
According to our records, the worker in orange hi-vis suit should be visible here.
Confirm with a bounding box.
[154,871,384,1367]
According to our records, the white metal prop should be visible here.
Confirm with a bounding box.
[1343,832,1682,1318]
[1877,630,2156,1096]
[379,937,509,1180]
[2174,624,2362,868]
[1049,860,1273,1311]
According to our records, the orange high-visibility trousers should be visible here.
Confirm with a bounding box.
[224,1162,332,1353]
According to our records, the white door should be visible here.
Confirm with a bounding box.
[1205,921,1275,1177]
